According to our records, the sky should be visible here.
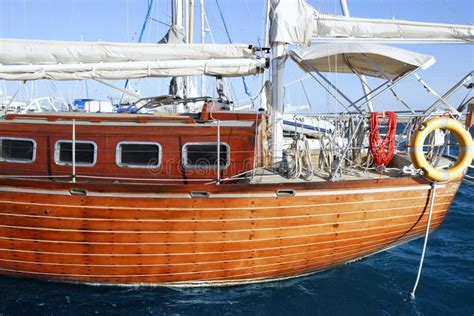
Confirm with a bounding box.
[0,0,473,113]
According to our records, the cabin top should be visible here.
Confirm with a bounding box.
[0,103,268,184]
[3,101,265,125]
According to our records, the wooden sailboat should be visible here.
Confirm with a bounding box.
[0,0,472,286]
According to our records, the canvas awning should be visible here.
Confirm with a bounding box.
[289,43,435,80]
[0,38,266,80]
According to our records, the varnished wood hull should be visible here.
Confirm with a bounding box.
[0,177,460,285]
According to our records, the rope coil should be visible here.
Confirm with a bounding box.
[369,112,397,168]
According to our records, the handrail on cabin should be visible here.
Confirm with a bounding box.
[4,112,196,124]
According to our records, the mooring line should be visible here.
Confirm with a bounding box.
[410,181,437,299]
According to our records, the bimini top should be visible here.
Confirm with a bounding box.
[289,43,435,80]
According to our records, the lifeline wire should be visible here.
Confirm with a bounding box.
[410,181,437,299]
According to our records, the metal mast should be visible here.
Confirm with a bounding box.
[260,0,271,110]
[188,0,195,43]
[271,43,286,164]
[187,0,195,98]
[268,0,286,164]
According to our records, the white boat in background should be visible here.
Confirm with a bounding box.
[283,114,334,136]
[73,99,115,113]
[0,97,27,113]
[22,97,70,113]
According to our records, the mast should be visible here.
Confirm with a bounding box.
[269,0,288,164]
[339,0,350,17]
[186,0,194,98]
[260,0,271,110]
[340,0,374,112]
[270,42,286,164]
[268,0,317,164]
[188,0,194,44]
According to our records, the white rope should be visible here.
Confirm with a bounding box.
[410,181,437,299]
[287,134,314,180]
[319,135,333,174]
[302,136,314,180]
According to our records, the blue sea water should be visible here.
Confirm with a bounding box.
[0,179,472,315]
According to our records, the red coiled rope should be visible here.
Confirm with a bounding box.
[369,111,397,167]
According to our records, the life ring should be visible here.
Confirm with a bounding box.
[410,117,473,182]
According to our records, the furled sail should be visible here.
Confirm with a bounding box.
[0,38,266,80]
[313,13,474,43]
[290,43,435,80]
[269,0,474,45]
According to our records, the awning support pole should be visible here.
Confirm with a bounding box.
[302,60,363,113]
[359,53,415,113]
[340,0,374,112]
[354,70,416,109]
[415,73,460,115]
[423,71,472,115]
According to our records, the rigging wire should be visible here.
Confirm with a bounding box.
[202,7,219,100]
[299,80,313,110]
[126,0,130,41]
[288,60,312,112]
[23,0,28,39]
[242,0,262,47]
[120,0,155,103]
[441,0,471,23]
[201,5,238,102]
[215,0,254,106]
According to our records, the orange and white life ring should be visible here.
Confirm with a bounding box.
[410,117,473,182]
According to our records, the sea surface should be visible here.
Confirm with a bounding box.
[0,177,472,315]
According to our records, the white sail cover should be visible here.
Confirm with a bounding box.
[0,38,266,80]
[290,43,435,80]
[269,0,315,46]
[269,0,474,45]
[313,13,474,42]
